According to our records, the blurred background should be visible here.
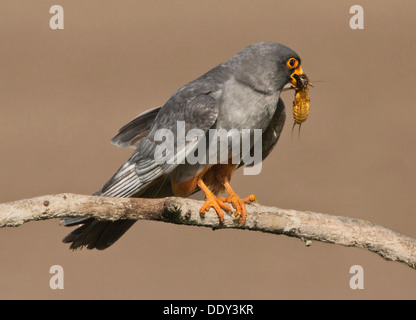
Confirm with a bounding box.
[0,0,415,299]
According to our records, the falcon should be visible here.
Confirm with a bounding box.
[62,42,305,250]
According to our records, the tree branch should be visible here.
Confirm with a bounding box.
[0,193,415,270]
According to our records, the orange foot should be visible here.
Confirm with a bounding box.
[218,180,256,224]
[197,179,231,224]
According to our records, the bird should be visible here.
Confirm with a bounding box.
[61,42,305,250]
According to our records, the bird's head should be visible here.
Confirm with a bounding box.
[230,42,305,93]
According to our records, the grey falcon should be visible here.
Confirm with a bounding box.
[62,42,305,250]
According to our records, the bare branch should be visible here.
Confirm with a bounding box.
[0,193,415,270]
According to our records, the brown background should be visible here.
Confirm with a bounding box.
[1,0,415,299]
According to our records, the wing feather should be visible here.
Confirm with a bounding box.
[99,86,221,198]
[111,106,162,148]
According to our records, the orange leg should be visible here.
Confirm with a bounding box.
[197,179,231,224]
[218,179,256,224]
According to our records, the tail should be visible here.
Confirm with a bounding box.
[62,106,168,250]
[62,171,173,250]
[61,215,137,250]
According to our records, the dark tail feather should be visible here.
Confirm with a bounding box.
[61,106,164,250]
[61,187,137,250]
[62,219,136,250]
[61,176,173,250]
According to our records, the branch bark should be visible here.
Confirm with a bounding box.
[1,193,415,270]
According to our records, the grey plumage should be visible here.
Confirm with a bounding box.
[111,106,162,149]
[62,42,301,250]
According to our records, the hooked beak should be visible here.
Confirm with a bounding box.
[290,65,304,86]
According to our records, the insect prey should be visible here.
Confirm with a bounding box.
[291,73,311,139]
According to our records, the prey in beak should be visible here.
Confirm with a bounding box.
[290,67,311,138]
[290,65,304,86]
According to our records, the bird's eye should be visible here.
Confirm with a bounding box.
[287,58,298,69]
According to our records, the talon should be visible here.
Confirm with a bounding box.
[197,177,256,225]
[199,196,231,224]
[198,179,231,224]
[242,194,256,204]
[220,182,256,225]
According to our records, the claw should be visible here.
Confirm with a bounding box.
[199,196,231,224]
[198,179,231,224]
[242,194,257,204]
[219,187,256,224]
[197,178,256,225]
